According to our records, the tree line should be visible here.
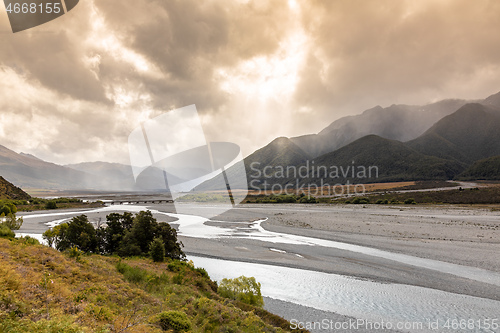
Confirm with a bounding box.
[43,210,185,262]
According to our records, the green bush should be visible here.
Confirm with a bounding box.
[18,236,40,245]
[172,273,184,285]
[299,196,317,203]
[1,213,23,230]
[0,225,15,239]
[218,276,263,307]
[404,198,416,205]
[195,267,209,279]
[45,201,57,210]
[115,261,148,284]
[157,310,191,332]
[352,197,369,204]
[67,246,83,260]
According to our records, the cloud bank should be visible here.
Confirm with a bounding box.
[1,0,500,164]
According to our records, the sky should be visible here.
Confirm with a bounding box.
[1,0,500,165]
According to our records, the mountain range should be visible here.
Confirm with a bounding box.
[2,91,500,192]
[199,91,500,190]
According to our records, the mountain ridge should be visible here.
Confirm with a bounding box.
[198,92,500,190]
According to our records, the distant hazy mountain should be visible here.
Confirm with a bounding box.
[0,175,31,200]
[66,161,136,191]
[407,103,500,163]
[458,156,500,181]
[19,152,43,161]
[66,161,186,192]
[481,91,500,109]
[0,145,89,190]
[291,99,470,158]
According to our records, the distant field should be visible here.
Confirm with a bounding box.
[336,186,500,205]
[245,180,458,197]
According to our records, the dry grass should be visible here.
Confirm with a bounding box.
[0,238,304,333]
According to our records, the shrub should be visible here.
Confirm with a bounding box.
[195,267,209,279]
[172,273,184,285]
[115,261,148,284]
[3,214,23,230]
[0,225,15,239]
[404,198,416,205]
[352,197,369,204]
[375,199,389,204]
[157,310,191,332]
[149,237,165,262]
[167,261,183,272]
[218,276,264,307]
[18,236,40,245]
[45,201,57,209]
[299,196,317,203]
[67,246,83,260]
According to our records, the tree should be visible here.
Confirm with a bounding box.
[218,276,264,307]
[99,212,132,254]
[156,223,185,260]
[43,223,70,250]
[1,213,23,230]
[115,211,184,259]
[66,215,97,252]
[129,211,157,253]
[44,216,97,252]
[149,237,165,262]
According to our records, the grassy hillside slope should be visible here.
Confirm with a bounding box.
[0,176,31,200]
[0,238,302,332]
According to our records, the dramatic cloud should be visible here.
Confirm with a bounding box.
[295,0,500,122]
[1,0,500,164]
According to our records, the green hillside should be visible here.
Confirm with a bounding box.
[0,176,31,200]
[305,135,464,184]
[0,238,302,333]
[407,103,500,163]
[458,155,500,180]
